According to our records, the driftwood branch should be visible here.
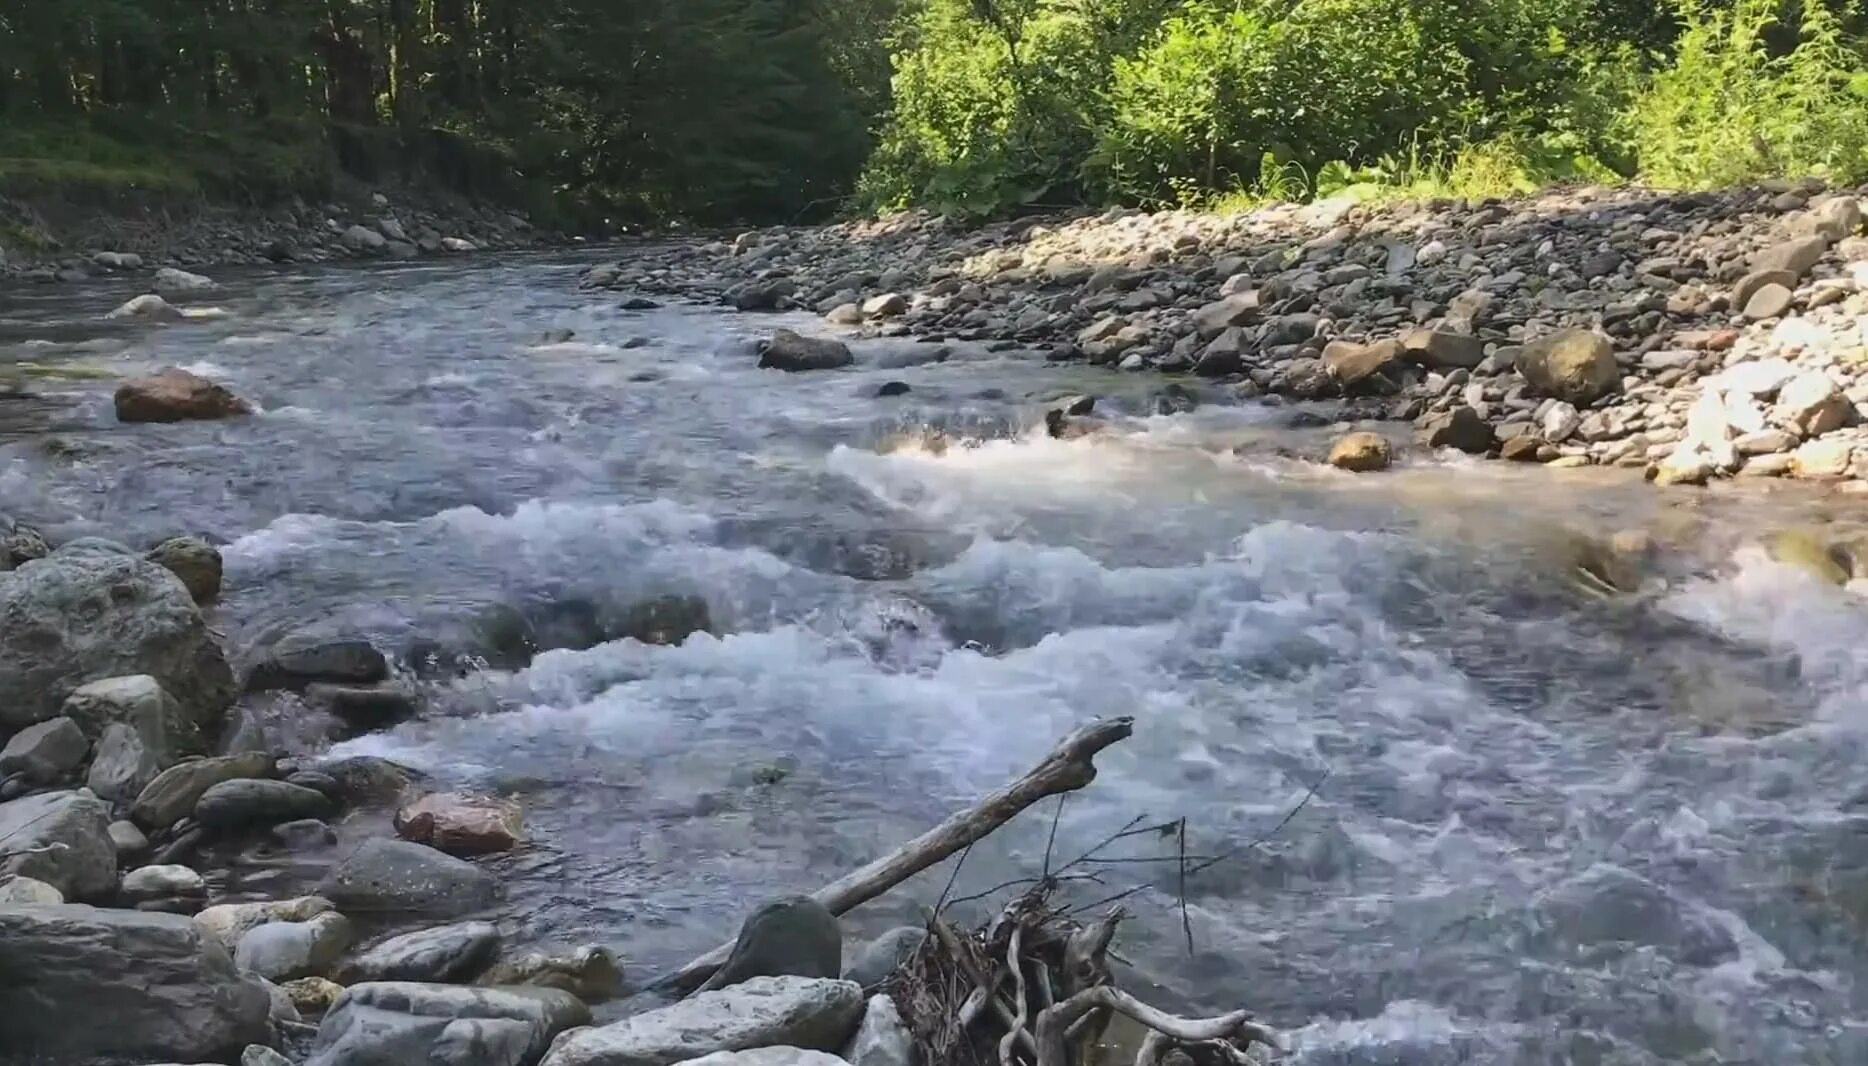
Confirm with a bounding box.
[997,925,1030,1066]
[661,716,1136,991]
[1034,986,1276,1066]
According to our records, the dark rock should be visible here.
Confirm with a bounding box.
[617,594,712,646]
[0,904,271,1064]
[272,817,339,849]
[1419,407,1495,454]
[343,921,502,983]
[318,755,425,806]
[287,769,345,800]
[1500,435,1546,462]
[195,779,334,831]
[306,982,589,1066]
[876,381,911,397]
[1529,864,1737,966]
[133,752,275,830]
[249,638,391,691]
[145,536,224,604]
[734,279,796,311]
[1194,328,1248,376]
[538,976,862,1066]
[320,838,500,916]
[760,329,854,372]
[1517,329,1620,404]
[0,715,88,784]
[0,790,118,900]
[115,368,254,422]
[620,297,661,310]
[698,895,842,993]
[307,683,420,732]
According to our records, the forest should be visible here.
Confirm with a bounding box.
[3,0,1868,224]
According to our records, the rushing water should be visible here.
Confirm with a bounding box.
[5,252,1868,1064]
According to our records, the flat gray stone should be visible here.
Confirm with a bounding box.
[320,838,500,917]
[0,789,117,900]
[307,982,589,1066]
[539,976,863,1066]
[236,911,354,981]
[344,920,502,983]
[194,895,337,954]
[196,778,333,831]
[133,753,275,830]
[0,716,88,783]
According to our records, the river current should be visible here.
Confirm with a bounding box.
[4,252,1867,1064]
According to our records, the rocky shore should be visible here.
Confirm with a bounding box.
[0,188,554,285]
[584,181,1868,488]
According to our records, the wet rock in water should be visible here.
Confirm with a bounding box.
[620,296,660,310]
[1,516,49,570]
[0,715,88,784]
[1327,431,1392,473]
[1528,863,1737,966]
[761,329,854,372]
[539,976,864,1066]
[307,981,590,1066]
[107,293,185,320]
[64,671,202,757]
[0,790,118,901]
[876,380,911,397]
[110,818,151,857]
[843,994,913,1066]
[272,817,340,849]
[618,593,713,646]
[1517,329,1619,404]
[1652,447,1713,487]
[1400,328,1484,370]
[146,536,224,604]
[0,904,271,1064]
[342,224,389,253]
[0,874,64,904]
[284,975,346,1015]
[320,837,500,917]
[248,637,391,691]
[119,863,208,907]
[842,926,925,991]
[133,752,274,830]
[235,911,354,981]
[317,755,426,806]
[345,920,502,983]
[734,279,796,311]
[539,328,577,344]
[700,896,842,993]
[195,895,338,954]
[196,778,334,831]
[1419,407,1494,454]
[307,682,421,733]
[288,769,345,801]
[0,545,236,736]
[1765,528,1850,585]
[154,266,217,295]
[115,367,254,422]
[395,792,524,855]
[478,946,625,1004]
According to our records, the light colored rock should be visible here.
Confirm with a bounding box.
[844,995,912,1066]
[0,874,65,903]
[284,975,346,1015]
[1400,328,1484,370]
[1751,235,1828,278]
[153,267,217,295]
[1327,432,1392,472]
[1773,372,1850,436]
[120,863,207,904]
[319,837,500,917]
[1742,283,1794,321]
[826,303,864,326]
[1792,436,1855,479]
[92,251,144,270]
[861,294,907,318]
[689,1051,849,1066]
[89,720,166,805]
[478,946,625,1004]
[246,1043,296,1066]
[194,895,337,954]
[306,982,589,1066]
[538,976,865,1066]
[110,818,151,856]
[107,293,183,320]
[134,753,274,830]
[1735,428,1797,456]
[379,218,410,242]
[235,911,353,981]
[1540,401,1581,444]
[1191,292,1261,338]
[842,928,924,991]
[0,716,88,783]
[1652,447,1713,486]
[441,237,478,253]
[0,790,117,900]
[342,224,388,252]
[1517,329,1619,404]
[394,792,523,854]
[344,920,501,983]
[1803,197,1863,242]
[1708,358,1798,397]
[1322,338,1399,385]
[116,367,253,422]
[0,904,271,1063]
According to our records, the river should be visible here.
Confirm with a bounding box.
[3,251,1867,1064]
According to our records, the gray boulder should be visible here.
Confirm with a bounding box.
[343,225,389,253]
[0,904,271,1063]
[761,330,854,372]
[306,982,589,1066]
[89,719,167,805]
[110,818,151,856]
[478,946,624,1004]
[0,789,117,900]
[344,920,502,983]
[1517,329,1620,404]
[1400,328,1485,370]
[196,778,334,831]
[699,895,842,992]
[1419,407,1494,454]
[147,536,224,604]
[65,673,200,765]
[1750,234,1828,278]
[538,976,864,1066]
[0,715,88,784]
[0,874,64,903]
[844,995,914,1066]
[842,927,925,991]
[134,752,274,830]
[195,895,337,954]
[320,838,500,916]
[249,637,391,691]
[688,1052,849,1066]
[0,548,236,737]
[236,911,354,980]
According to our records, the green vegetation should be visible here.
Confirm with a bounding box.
[3,0,1868,223]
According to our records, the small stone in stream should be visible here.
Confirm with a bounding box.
[618,593,713,646]
[842,926,926,990]
[154,267,217,295]
[478,946,625,1003]
[1327,432,1392,472]
[306,981,589,1066]
[0,789,118,900]
[1323,338,1399,386]
[1516,329,1620,404]
[119,863,207,905]
[1766,529,1850,585]
[862,293,908,318]
[145,536,223,604]
[196,895,337,953]
[1500,435,1546,462]
[133,752,274,830]
[0,715,88,783]
[1792,436,1855,479]
[306,683,420,732]
[539,976,863,1066]
[1400,328,1485,370]
[1751,235,1829,278]
[1,517,50,570]
[699,895,842,993]
[1742,283,1795,321]
[344,920,502,983]
[538,328,577,344]
[107,293,184,320]
[620,297,660,310]
[248,638,390,691]
[110,818,150,857]
[271,817,339,849]
[0,874,64,903]
[1773,372,1849,436]
[236,911,353,981]
[761,329,854,372]
[320,837,500,916]
[196,778,333,831]
[1419,407,1494,454]
[876,381,910,397]
[0,904,272,1064]
[284,975,346,1015]
[395,791,523,855]
[115,368,253,422]
[843,994,914,1066]
[317,755,425,805]
[826,303,864,326]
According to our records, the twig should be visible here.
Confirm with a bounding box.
[943,872,1106,912]
[934,842,975,916]
[1176,818,1193,955]
[1034,986,1277,1066]
[997,924,1029,1066]
[1042,794,1066,878]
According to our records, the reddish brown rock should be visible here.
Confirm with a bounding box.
[115,368,253,423]
[394,792,523,855]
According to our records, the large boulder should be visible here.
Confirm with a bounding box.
[248,637,391,692]
[1517,329,1620,404]
[116,367,254,422]
[236,911,354,981]
[395,792,524,855]
[0,790,118,900]
[0,546,237,735]
[65,674,204,803]
[134,752,274,830]
[1322,338,1400,386]
[1418,407,1494,454]
[320,838,500,917]
[196,778,334,831]
[0,904,271,1064]
[760,330,854,372]
[687,1052,848,1066]
[306,982,589,1066]
[539,976,864,1066]
[0,715,88,784]
[700,896,842,993]
[344,920,502,983]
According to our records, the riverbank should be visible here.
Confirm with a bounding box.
[586,181,1868,489]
